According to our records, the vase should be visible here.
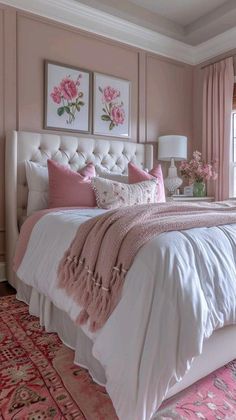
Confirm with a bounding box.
[193,181,206,197]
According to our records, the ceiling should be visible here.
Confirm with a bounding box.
[77,0,236,45]
[129,0,229,26]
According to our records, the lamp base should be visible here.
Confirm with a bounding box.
[164,176,183,195]
[164,158,183,195]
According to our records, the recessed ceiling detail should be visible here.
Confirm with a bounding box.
[128,0,229,26]
[77,0,236,45]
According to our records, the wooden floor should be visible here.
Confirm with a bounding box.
[0,281,16,297]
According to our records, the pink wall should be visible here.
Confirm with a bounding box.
[0,5,194,263]
[146,54,193,144]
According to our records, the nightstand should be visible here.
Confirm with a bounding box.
[167,195,215,203]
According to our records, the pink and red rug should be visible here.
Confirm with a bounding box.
[1,295,236,420]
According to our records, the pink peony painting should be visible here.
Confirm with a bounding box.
[50,74,84,125]
[45,61,91,133]
[93,73,130,137]
[100,85,125,131]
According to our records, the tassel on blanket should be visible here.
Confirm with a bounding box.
[86,266,127,331]
[77,309,89,325]
[76,267,96,308]
[58,255,85,294]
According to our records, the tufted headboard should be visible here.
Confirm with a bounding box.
[5,130,153,286]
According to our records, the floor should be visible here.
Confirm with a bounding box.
[0,281,16,297]
[1,284,236,418]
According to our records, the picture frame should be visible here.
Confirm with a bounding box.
[93,72,131,138]
[44,60,92,133]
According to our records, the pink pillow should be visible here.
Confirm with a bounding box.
[128,162,166,202]
[48,160,96,208]
[79,162,96,178]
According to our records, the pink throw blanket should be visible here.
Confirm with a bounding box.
[58,201,236,331]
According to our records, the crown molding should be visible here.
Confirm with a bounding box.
[193,26,236,64]
[0,0,194,64]
[1,0,236,66]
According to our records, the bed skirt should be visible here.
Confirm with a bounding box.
[16,279,236,412]
[16,280,106,386]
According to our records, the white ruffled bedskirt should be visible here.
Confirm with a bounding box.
[16,280,106,385]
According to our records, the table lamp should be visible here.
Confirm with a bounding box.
[158,135,187,195]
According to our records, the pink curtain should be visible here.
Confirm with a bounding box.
[202,57,234,200]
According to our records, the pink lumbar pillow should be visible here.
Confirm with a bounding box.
[47,159,96,208]
[128,162,166,202]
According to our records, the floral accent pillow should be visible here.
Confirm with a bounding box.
[91,177,158,210]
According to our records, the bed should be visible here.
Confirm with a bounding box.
[5,130,236,420]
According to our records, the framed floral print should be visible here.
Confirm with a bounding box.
[93,73,130,138]
[44,61,91,133]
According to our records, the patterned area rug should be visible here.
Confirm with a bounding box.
[1,296,236,420]
[0,296,117,420]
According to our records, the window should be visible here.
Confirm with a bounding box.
[230,112,236,197]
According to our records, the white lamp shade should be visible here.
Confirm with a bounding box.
[158,135,187,161]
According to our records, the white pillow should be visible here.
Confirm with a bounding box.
[91,177,158,210]
[95,165,128,184]
[25,161,48,216]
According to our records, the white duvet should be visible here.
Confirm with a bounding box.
[17,208,236,420]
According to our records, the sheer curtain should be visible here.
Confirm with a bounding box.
[202,57,234,200]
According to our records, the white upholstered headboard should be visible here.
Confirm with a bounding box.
[5,130,153,286]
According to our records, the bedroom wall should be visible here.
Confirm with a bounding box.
[0,4,193,269]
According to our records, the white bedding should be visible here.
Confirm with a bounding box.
[17,208,236,420]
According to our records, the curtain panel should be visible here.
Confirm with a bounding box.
[202,57,234,200]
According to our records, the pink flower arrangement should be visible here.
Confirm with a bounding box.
[180,151,217,183]
[50,74,84,125]
[99,85,125,131]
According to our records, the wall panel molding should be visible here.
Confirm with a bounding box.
[138,51,147,143]
[2,7,17,264]
[0,9,5,261]
[3,7,17,132]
